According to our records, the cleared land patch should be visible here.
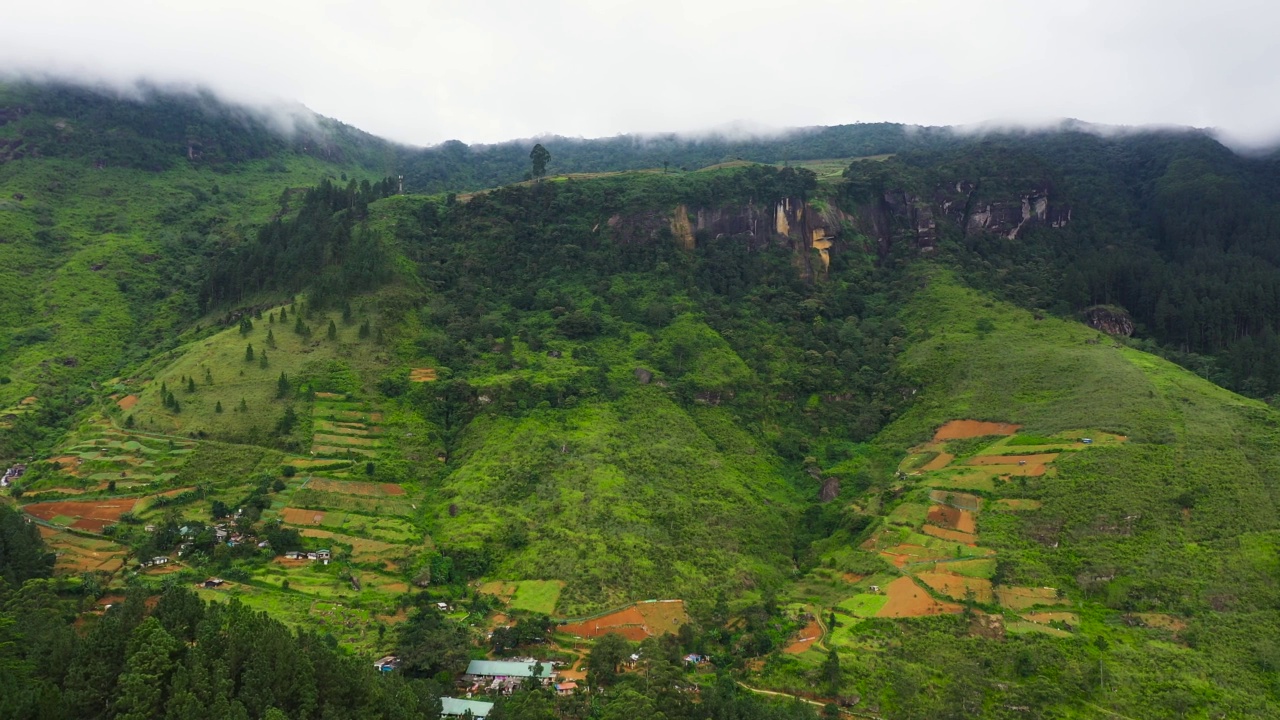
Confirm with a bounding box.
[926,504,977,534]
[876,576,962,618]
[24,498,137,532]
[783,618,822,654]
[409,368,437,382]
[916,571,993,602]
[921,525,978,544]
[305,479,404,496]
[933,420,1021,440]
[996,586,1068,610]
[281,507,326,525]
[559,600,688,640]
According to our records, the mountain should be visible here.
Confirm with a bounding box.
[2,80,1280,719]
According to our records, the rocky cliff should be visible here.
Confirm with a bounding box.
[607,197,850,281]
[852,180,1071,255]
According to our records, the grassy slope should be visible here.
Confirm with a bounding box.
[890,270,1280,597]
[0,151,380,408]
[768,270,1280,717]
[437,387,801,615]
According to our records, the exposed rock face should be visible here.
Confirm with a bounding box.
[819,477,840,503]
[1082,305,1134,336]
[608,197,850,281]
[852,180,1071,255]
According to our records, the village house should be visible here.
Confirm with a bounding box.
[202,578,224,589]
[441,698,494,718]
[373,655,400,672]
[555,681,578,696]
[463,660,556,696]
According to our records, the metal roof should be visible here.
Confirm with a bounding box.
[441,697,494,717]
[465,660,555,678]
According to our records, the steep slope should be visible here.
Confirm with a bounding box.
[0,82,392,454]
[770,271,1280,718]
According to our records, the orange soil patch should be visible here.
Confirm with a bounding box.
[561,601,687,640]
[1024,612,1078,627]
[783,619,822,654]
[916,571,993,602]
[841,573,865,583]
[116,394,139,410]
[20,396,37,405]
[996,586,1067,610]
[922,524,978,544]
[314,392,345,399]
[920,453,954,471]
[933,420,1021,441]
[281,507,326,525]
[25,498,136,530]
[409,368,438,382]
[1134,613,1187,631]
[967,453,1058,467]
[996,499,1043,511]
[50,456,82,473]
[876,576,962,618]
[306,479,405,496]
[926,505,978,534]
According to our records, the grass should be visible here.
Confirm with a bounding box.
[506,580,565,615]
[0,151,381,407]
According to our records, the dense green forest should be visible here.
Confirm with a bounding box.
[6,81,1280,719]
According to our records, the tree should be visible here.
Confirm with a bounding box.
[124,414,135,428]
[821,647,841,696]
[276,372,290,399]
[113,617,180,720]
[238,398,248,412]
[259,350,269,368]
[205,367,213,385]
[245,343,255,362]
[327,319,338,341]
[215,401,223,413]
[587,632,631,688]
[529,143,550,180]
[359,320,371,339]
[187,377,196,393]
[266,329,277,349]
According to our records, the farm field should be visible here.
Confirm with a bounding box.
[38,526,128,573]
[480,579,565,615]
[25,497,136,532]
[558,600,688,640]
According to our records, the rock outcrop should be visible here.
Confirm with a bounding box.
[851,180,1071,255]
[1082,305,1134,337]
[607,197,850,281]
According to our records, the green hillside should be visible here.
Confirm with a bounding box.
[6,82,1280,719]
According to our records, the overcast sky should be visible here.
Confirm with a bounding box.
[3,0,1277,147]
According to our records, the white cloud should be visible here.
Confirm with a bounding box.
[2,0,1279,147]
